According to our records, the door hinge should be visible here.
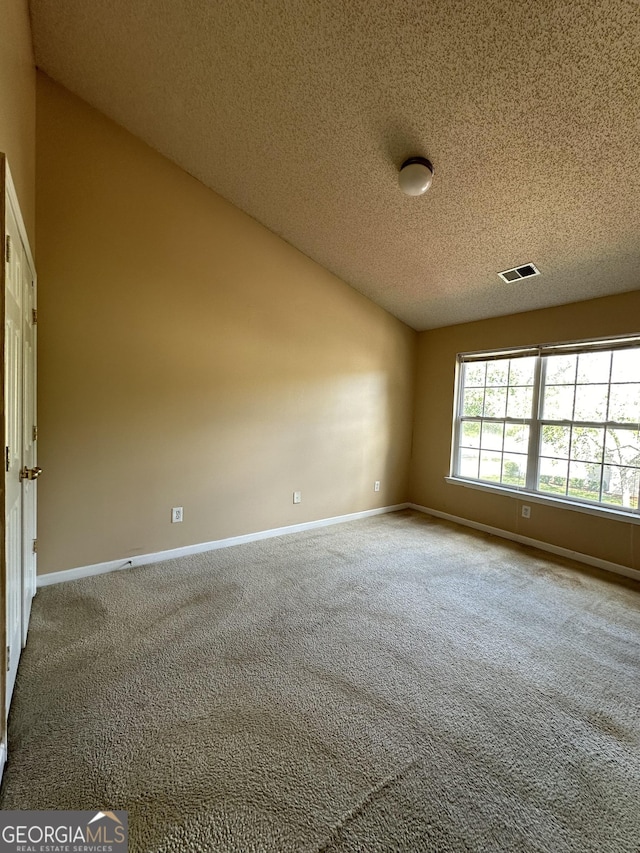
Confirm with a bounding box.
[5,234,11,263]
[6,645,9,672]
[5,446,9,472]
[32,539,38,554]
[32,308,37,325]
[33,425,38,442]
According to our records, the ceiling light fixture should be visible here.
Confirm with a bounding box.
[399,157,434,196]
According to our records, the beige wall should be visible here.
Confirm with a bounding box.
[0,0,35,244]
[35,72,640,576]
[410,290,640,571]
[35,73,416,574]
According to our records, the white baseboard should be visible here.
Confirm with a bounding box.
[409,503,640,583]
[36,502,640,587]
[37,504,410,587]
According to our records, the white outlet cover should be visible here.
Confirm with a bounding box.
[374,481,380,492]
[293,491,301,504]
[172,506,183,523]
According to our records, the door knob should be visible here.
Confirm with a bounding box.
[19,466,42,482]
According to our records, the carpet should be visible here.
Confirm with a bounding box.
[1,510,639,852]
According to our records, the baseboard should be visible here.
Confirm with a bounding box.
[37,504,411,587]
[409,503,640,583]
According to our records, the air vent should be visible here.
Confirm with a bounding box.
[498,263,540,283]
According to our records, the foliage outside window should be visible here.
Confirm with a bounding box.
[453,338,640,514]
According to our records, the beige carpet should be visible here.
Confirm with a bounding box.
[2,510,639,852]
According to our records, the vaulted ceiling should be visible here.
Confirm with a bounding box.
[29,0,640,330]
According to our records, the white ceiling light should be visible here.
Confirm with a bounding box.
[399,157,434,196]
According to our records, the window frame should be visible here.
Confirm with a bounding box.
[449,334,640,520]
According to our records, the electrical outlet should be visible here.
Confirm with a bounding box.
[521,505,531,519]
[293,491,302,504]
[374,481,380,492]
[171,506,183,523]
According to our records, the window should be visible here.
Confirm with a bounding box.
[452,337,640,516]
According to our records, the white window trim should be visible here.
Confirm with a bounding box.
[451,333,640,522]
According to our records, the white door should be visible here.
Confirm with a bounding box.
[3,164,38,717]
[21,246,37,645]
[4,202,23,707]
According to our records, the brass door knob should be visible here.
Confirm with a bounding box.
[19,466,42,481]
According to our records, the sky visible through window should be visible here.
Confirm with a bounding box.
[457,347,640,511]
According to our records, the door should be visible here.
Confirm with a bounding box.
[4,199,22,707]
[21,244,37,645]
[2,156,38,728]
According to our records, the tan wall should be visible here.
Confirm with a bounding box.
[410,290,640,571]
[0,0,35,244]
[35,73,416,574]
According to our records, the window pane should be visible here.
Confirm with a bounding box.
[541,424,570,458]
[542,385,575,420]
[464,362,486,387]
[486,362,509,386]
[602,465,640,510]
[483,387,507,418]
[574,384,608,422]
[577,351,611,384]
[538,457,568,495]
[608,384,640,423]
[605,428,640,467]
[507,386,533,419]
[460,421,481,448]
[568,460,601,502]
[479,452,501,482]
[611,348,640,383]
[459,449,479,479]
[504,424,529,453]
[481,421,504,451]
[570,427,604,463]
[508,356,536,386]
[545,354,576,384]
[463,388,484,416]
[456,343,640,514]
[502,453,527,487]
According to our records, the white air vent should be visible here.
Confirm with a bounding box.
[498,263,540,283]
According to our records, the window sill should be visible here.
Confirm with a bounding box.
[444,476,640,525]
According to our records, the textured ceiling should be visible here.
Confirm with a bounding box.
[29,0,640,330]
